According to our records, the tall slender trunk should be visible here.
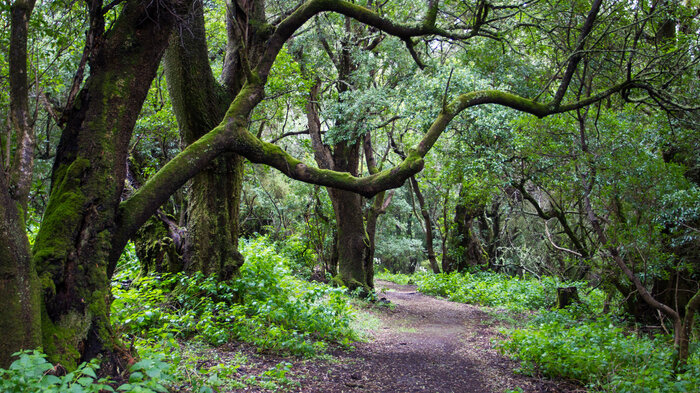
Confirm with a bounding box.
[0,173,41,367]
[410,176,440,273]
[0,0,41,367]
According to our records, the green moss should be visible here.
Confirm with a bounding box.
[33,158,90,272]
[39,272,56,296]
[331,274,345,288]
[40,306,90,370]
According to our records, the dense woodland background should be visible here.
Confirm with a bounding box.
[1,0,699,391]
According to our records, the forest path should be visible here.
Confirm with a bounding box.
[274,280,576,393]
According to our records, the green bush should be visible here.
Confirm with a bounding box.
[499,308,700,393]
[274,234,318,280]
[375,269,419,285]
[0,350,171,393]
[112,236,356,356]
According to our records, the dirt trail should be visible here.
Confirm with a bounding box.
[279,280,576,393]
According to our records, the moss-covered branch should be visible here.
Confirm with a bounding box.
[117,75,634,251]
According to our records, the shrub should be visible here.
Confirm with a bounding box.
[111,236,356,356]
[382,271,604,312]
[499,309,700,392]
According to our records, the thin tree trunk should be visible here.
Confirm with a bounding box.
[0,0,42,367]
[576,111,683,357]
[364,133,394,288]
[0,172,41,367]
[679,290,700,367]
[410,176,440,273]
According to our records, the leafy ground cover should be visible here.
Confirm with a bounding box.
[109,236,357,391]
[112,237,356,355]
[0,350,169,393]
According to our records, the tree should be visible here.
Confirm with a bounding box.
[301,10,398,292]
[162,0,264,279]
[1,0,697,369]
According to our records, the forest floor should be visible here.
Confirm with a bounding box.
[188,280,583,393]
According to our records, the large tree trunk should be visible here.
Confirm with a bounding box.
[329,187,371,292]
[306,82,376,293]
[31,0,179,369]
[444,185,487,273]
[163,0,265,279]
[328,140,372,292]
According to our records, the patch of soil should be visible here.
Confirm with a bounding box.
[208,280,584,393]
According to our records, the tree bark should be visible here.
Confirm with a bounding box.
[306,78,380,293]
[444,185,487,273]
[679,289,700,368]
[162,0,269,279]
[556,287,580,309]
[0,171,41,367]
[0,0,42,367]
[410,176,440,273]
[31,0,182,369]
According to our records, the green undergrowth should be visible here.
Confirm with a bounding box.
[375,270,416,286]
[112,236,356,357]
[132,337,300,392]
[376,269,605,311]
[0,350,170,393]
[104,236,358,391]
[499,307,700,393]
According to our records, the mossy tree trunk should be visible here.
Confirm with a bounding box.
[0,0,41,367]
[163,0,266,279]
[302,15,397,294]
[0,172,41,368]
[306,80,381,294]
[443,185,488,273]
[30,0,184,370]
[330,185,371,291]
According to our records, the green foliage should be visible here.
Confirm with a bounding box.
[414,271,604,312]
[375,269,416,285]
[112,236,356,356]
[0,350,171,393]
[499,309,700,393]
[274,234,318,280]
[145,339,300,393]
